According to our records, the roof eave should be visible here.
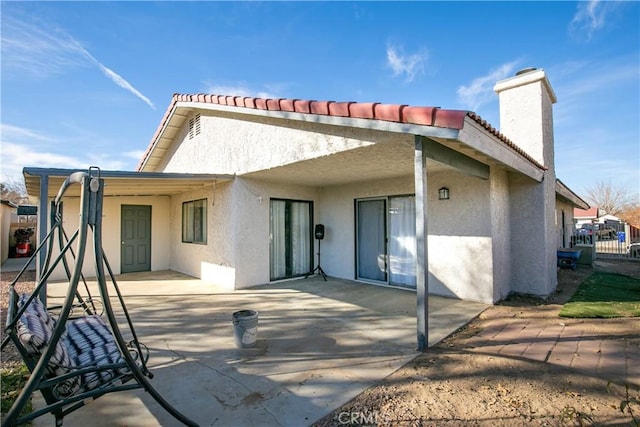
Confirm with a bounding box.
[555,179,590,210]
[457,118,545,182]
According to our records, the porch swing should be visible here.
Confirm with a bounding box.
[1,168,198,427]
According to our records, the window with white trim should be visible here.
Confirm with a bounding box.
[182,199,207,244]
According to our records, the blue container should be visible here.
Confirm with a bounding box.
[618,232,626,243]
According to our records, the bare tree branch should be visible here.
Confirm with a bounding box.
[1,176,29,205]
[585,181,636,216]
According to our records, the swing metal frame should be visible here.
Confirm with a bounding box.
[2,168,198,426]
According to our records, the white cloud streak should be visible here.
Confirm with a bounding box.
[204,83,278,99]
[72,41,155,109]
[456,60,521,111]
[386,44,427,83]
[0,124,132,184]
[0,141,83,182]
[0,124,56,143]
[2,16,154,109]
[0,16,87,77]
[569,0,618,41]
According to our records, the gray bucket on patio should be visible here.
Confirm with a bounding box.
[232,310,259,348]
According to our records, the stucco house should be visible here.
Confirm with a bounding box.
[24,68,588,347]
[1,200,17,263]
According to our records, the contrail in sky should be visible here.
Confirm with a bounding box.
[72,40,156,110]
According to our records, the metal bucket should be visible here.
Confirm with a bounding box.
[232,310,258,348]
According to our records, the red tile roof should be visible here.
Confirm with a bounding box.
[574,207,599,218]
[138,93,546,171]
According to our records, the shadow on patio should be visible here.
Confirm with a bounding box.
[35,271,487,426]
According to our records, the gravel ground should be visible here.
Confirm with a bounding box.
[1,270,36,368]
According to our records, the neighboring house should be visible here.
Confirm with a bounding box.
[557,181,590,248]
[1,200,17,263]
[24,68,588,314]
[573,207,638,249]
[574,207,602,227]
[574,207,623,227]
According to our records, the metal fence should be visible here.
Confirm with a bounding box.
[570,221,640,260]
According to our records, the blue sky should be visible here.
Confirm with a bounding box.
[1,1,639,202]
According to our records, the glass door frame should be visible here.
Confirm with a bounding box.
[354,194,417,288]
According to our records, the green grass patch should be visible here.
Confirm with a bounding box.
[560,272,640,318]
[1,363,33,424]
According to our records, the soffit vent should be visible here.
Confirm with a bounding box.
[188,113,201,140]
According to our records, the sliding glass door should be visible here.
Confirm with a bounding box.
[270,199,313,280]
[356,199,387,282]
[388,196,416,287]
[356,196,416,288]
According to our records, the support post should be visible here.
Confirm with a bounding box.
[414,136,429,351]
[37,173,48,304]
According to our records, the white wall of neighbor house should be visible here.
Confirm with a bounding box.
[43,196,171,281]
[156,112,395,175]
[1,203,13,263]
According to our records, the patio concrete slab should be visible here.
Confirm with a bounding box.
[33,271,487,427]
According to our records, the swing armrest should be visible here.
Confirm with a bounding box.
[5,287,18,329]
[1,288,19,352]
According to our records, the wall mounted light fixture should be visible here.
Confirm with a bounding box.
[438,187,450,200]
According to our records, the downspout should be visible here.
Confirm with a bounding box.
[414,136,429,351]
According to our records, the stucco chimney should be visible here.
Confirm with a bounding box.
[494,68,557,168]
[496,67,559,298]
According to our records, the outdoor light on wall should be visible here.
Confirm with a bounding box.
[438,187,450,200]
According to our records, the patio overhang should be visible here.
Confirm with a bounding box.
[23,167,234,280]
[23,167,234,199]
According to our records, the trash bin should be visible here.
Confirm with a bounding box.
[232,310,258,348]
[618,232,626,243]
[15,242,31,257]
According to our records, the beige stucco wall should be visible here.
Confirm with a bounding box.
[319,175,416,280]
[497,70,558,298]
[508,172,558,297]
[166,168,498,303]
[156,112,397,175]
[556,198,576,249]
[425,171,494,303]
[233,178,321,287]
[318,170,495,303]
[1,204,13,263]
[169,178,321,289]
[169,181,235,288]
[489,168,512,302]
[44,196,171,281]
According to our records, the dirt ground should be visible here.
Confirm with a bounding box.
[1,269,36,368]
[313,260,640,427]
[2,262,639,426]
